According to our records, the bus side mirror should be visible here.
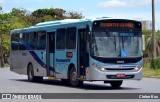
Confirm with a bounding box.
[142,35,145,51]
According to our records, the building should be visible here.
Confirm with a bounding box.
[141,20,152,30]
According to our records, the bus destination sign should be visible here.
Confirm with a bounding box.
[100,22,134,28]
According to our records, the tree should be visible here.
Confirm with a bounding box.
[10,8,31,28]
[143,30,152,57]
[31,8,66,24]
[31,8,83,24]
[0,7,11,67]
[66,11,84,19]
[10,8,30,17]
[143,30,160,57]
[32,8,66,18]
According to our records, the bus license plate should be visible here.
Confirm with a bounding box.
[116,74,125,78]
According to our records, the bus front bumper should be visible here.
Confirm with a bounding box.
[85,67,143,81]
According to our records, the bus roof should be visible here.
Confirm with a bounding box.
[11,17,141,33]
[11,18,91,33]
[32,17,140,27]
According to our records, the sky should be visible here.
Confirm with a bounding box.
[0,0,160,29]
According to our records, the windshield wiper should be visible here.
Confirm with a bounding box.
[122,36,124,49]
[105,31,117,51]
[114,35,116,51]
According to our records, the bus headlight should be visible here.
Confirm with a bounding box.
[99,67,107,72]
[91,63,107,72]
[134,65,142,71]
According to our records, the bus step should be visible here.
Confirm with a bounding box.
[78,77,85,81]
[48,76,55,80]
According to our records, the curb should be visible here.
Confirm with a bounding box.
[143,76,160,79]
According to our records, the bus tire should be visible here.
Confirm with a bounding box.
[27,64,36,82]
[69,66,83,87]
[27,64,43,82]
[110,81,123,88]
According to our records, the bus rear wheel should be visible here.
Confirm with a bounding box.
[27,64,43,82]
[69,67,83,87]
[110,81,123,88]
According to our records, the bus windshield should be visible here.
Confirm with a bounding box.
[90,31,142,58]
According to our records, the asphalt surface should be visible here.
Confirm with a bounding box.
[0,68,160,102]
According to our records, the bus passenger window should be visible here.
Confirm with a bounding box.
[56,29,66,49]
[25,33,29,50]
[28,32,37,50]
[19,33,27,50]
[37,31,46,50]
[11,33,19,50]
[49,33,55,53]
[66,28,76,49]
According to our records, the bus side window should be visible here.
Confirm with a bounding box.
[66,27,76,49]
[37,31,46,50]
[28,32,37,50]
[19,33,26,50]
[56,29,66,49]
[11,33,19,50]
[49,32,55,53]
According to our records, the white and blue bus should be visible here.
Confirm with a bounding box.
[10,18,143,88]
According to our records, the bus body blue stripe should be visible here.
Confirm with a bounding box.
[29,51,60,74]
[19,36,61,74]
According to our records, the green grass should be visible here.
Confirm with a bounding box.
[143,67,160,78]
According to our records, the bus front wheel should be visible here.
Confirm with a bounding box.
[110,81,123,88]
[69,67,83,87]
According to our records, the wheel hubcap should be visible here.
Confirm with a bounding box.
[71,72,77,82]
[29,67,33,79]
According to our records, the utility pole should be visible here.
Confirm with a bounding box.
[152,0,156,58]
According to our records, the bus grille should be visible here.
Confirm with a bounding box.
[106,68,134,71]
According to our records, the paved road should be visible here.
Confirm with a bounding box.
[0,68,160,102]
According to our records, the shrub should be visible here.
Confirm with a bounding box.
[151,57,160,69]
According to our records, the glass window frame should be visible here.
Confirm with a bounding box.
[19,33,27,50]
[56,28,66,49]
[28,32,37,50]
[37,31,46,50]
[66,27,76,49]
[11,33,19,50]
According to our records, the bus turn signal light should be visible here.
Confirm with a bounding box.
[66,52,73,58]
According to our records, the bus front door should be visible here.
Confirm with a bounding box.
[78,29,89,79]
[46,32,55,76]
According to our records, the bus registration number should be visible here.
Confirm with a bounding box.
[116,74,126,78]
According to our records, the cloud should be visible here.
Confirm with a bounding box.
[97,0,160,8]
[0,0,57,4]
[31,0,59,2]
[97,0,126,8]
[0,0,5,3]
